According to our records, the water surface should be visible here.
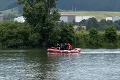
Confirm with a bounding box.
[0,49,120,80]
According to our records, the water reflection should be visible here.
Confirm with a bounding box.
[47,52,80,58]
[0,49,120,80]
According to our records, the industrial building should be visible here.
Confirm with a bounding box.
[14,14,95,23]
[106,16,120,22]
[60,14,95,22]
[0,12,3,22]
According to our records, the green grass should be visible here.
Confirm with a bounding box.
[59,11,120,21]
[1,7,20,16]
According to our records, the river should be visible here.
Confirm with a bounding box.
[0,48,120,80]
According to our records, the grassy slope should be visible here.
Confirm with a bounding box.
[1,10,120,21]
[60,11,120,21]
[1,7,20,16]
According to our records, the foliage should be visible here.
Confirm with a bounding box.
[29,32,41,47]
[104,26,117,44]
[18,0,60,47]
[0,20,30,48]
[98,19,107,30]
[59,23,75,44]
[86,17,99,30]
[75,30,89,48]
[114,20,120,30]
[88,28,101,48]
[48,27,61,46]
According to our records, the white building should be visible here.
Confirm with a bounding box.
[0,12,3,22]
[106,17,112,21]
[60,14,75,22]
[14,15,96,23]
[60,14,95,22]
[112,16,120,22]
[75,16,95,22]
[14,16,25,22]
[106,16,120,22]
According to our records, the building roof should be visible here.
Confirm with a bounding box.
[60,14,75,16]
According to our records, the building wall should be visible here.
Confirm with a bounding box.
[68,15,75,22]
[106,16,120,22]
[0,14,3,22]
[106,17,112,21]
[75,16,83,22]
[60,14,95,22]
[112,17,120,22]
[60,16,68,22]
[75,16,95,22]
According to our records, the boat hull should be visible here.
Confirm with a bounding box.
[47,48,81,53]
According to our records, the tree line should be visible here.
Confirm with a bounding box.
[77,17,120,31]
[0,21,75,48]
[1,0,120,48]
[0,20,120,48]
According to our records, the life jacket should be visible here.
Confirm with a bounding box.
[68,43,72,50]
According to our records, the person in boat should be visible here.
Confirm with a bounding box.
[64,43,68,50]
[60,43,65,50]
[68,43,72,50]
[56,43,60,50]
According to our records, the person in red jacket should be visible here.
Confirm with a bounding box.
[68,43,72,50]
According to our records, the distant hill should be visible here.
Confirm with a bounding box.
[1,0,120,12]
[0,0,17,11]
[0,0,22,14]
[57,0,120,11]
[1,0,120,20]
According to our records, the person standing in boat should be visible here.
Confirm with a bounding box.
[68,43,72,50]
[64,43,68,50]
[56,43,60,50]
[60,43,65,50]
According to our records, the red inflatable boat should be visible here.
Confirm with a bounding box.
[47,48,81,53]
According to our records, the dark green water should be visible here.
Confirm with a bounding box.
[0,48,120,80]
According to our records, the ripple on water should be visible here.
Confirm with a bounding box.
[0,49,120,80]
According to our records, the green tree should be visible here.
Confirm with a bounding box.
[29,32,41,47]
[106,20,113,26]
[88,28,100,48]
[18,0,60,47]
[98,19,107,30]
[114,20,120,30]
[86,17,99,30]
[0,20,30,48]
[59,23,75,44]
[79,19,87,26]
[104,26,117,44]
[48,27,61,46]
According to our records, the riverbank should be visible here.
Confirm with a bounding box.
[75,29,120,49]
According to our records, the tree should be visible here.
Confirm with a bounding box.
[114,20,120,30]
[48,27,61,46]
[86,17,99,30]
[88,28,101,48]
[79,19,87,26]
[0,20,30,48]
[59,23,75,44]
[18,0,60,47]
[104,26,117,44]
[98,19,107,30]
